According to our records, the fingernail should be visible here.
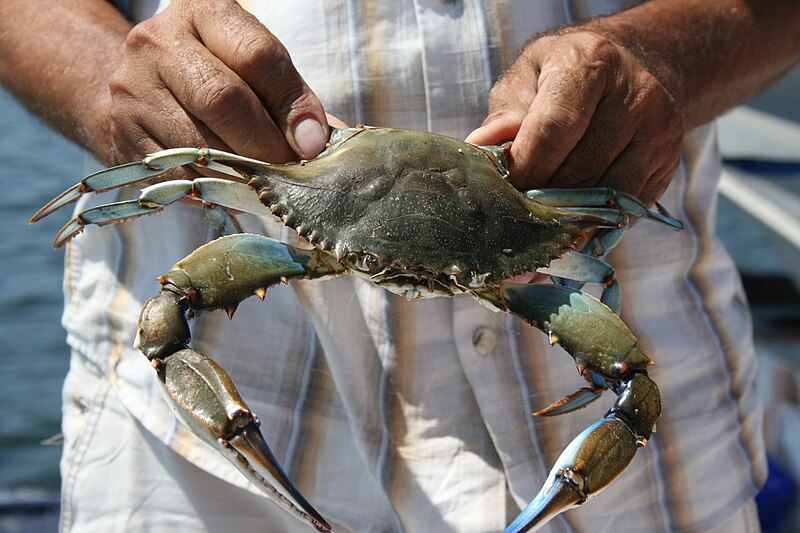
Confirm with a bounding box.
[464,127,484,144]
[293,117,327,159]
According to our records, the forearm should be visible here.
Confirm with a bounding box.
[0,0,130,160]
[582,0,800,128]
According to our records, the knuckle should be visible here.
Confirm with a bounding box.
[269,67,306,107]
[232,36,311,119]
[572,32,622,82]
[107,69,134,100]
[107,101,134,130]
[263,63,309,116]
[633,75,667,108]
[487,82,506,103]
[662,104,683,136]
[665,158,681,181]
[125,19,163,53]
[209,0,242,15]
[130,135,155,161]
[641,174,672,206]
[233,33,292,79]
[270,82,314,129]
[280,89,321,125]
[196,74,250,123]
[552,31,617,66]
[662,157,680,179]
[487,83,521,112]
[108,122,147,163]
[580,32,618,62]
[660,142,682,175]
[106,87,144,141]
[625,160,651,181]
[538,102,585,140]
[662,122,683,150]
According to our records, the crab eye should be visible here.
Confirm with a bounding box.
[444,264,463,276]
[347,252,380,272]
[469,271,491,288]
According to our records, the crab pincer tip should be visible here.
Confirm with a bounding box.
[504,477,584,533]
[52,218,85,248]
[228,422,333,532]
[30,183,84,224]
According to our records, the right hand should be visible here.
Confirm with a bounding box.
[99,0,336,167]
[466,30,682,207]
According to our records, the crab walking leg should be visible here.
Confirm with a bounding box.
[524,186,683,313]
[526,187,684,230]
[48,177,270,248]
[30,147,269,223]
[135,234,346,533]
[202,203,243,236]
[536,252,621,314]
[493,283,661,532]
[523,187,682,315]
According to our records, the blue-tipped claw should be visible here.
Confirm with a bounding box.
[504,472,584,533]
[504,373,661,532]
[504,418,640,533]
[498,281,662,532]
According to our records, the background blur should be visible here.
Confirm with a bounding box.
[0,64,798,531]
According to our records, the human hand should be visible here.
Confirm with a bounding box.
[466,30,682,206]
[99,0,335,167]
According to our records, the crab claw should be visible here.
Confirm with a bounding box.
[132,237,346,532]
[505,373,660,532]
[152,348,332,532]
[504,417,639,533]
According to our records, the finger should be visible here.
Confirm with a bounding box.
[113,73,229,149]
[639,160,679,207]
[465,112,525,147]
[195,3,328,160]
[107,73,167,162]
[599,96,681,205]
[107,44,236,183]
[109,118,163,164]
[465,65,535,146]
[154,37,296,162]
[546,103,636,189]
[599,139,677,203]
[509,61,604,190]
[109,115,201,183]
[121,10,295,163]
[108,67,215,182]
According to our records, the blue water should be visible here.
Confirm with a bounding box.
[0,64,798,494]
[0,89,82,490]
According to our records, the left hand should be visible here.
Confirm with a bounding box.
[466,29,682,206]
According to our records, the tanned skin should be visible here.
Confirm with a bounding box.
[1,0,799,203]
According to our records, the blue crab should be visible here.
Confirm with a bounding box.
[32,125,681,532]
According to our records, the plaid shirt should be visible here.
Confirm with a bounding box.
[64,1,765,531]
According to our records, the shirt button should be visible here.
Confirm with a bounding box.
[472,328,497,356]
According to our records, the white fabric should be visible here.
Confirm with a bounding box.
[61,351,761,533]
[61,1,766,532]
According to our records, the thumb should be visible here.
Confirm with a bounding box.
[465,111,524,147]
